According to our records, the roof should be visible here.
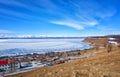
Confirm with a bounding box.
[0,59,8,65]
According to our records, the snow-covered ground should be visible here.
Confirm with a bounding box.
[108,38,118,45]
[108,38,115,40]
[109,41,118,44]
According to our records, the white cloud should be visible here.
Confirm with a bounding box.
[51,18,98,30]
[49,0,115,30]
[51,21,84,30]
[0,29,13,33]
[82,21,98,26]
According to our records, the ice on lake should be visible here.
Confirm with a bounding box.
[0,39,90,56]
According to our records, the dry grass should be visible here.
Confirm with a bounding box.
[83,38,109,45]
[6,38,120,77]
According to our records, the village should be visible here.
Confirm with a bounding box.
[0,36,120,77]
[0,49,83,76]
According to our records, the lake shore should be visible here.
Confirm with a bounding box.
[5,37,120,77]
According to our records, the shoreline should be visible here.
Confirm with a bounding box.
[0,39,93,76]
[3,37,120,77]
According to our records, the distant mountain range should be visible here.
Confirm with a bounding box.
[0,36,85,39]
[0,33,120,39]
[0,34,85,39]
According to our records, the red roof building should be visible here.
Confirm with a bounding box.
[0,59,8,65]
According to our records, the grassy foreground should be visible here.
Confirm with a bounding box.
[6,38,120,77]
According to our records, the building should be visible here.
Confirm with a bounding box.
[0,58,20,73]
[0,59,9,71]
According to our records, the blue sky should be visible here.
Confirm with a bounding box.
[0,0,120,36]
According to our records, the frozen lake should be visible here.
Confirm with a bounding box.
[0,39,90,56]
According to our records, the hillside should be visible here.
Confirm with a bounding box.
[6,38,120,77]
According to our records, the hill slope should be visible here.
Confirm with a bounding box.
[6,44,120,77]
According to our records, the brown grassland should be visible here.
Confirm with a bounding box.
[6,38,120,77]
